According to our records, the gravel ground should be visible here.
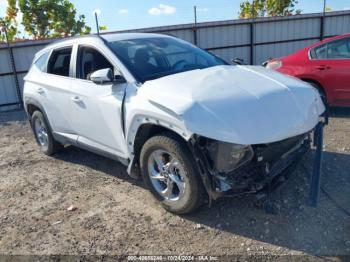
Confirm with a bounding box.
[0,109,349,261]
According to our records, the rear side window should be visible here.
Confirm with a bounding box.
[48,47,72,77]
[34,52,50,72]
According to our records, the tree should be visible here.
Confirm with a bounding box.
[239,0,301,19]
[18,0,90,39]
[0,0,19,42]
[48,0,91,37]
[325,6,332,12]
[19,0,50,38]
[99,25,108,31]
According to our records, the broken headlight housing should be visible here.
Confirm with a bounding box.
[207,140,254,174]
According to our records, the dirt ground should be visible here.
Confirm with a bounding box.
[0,109,349,261]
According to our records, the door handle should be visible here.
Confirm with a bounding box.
[316,65,330,70]
[71,96,82,103]
[37,87,45,94]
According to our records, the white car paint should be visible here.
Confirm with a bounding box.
[138,65,325,145]
[23,33,325,173]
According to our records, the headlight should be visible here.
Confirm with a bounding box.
[266,60,282,70]
[207,141,254,173]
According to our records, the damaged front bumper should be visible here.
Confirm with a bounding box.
[189,121,325,203]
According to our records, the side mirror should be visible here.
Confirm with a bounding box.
[90,68,114,84]
[262,57,273,67]
[231,58,245,65]
[90,68,126,85]
[114,70,127,84]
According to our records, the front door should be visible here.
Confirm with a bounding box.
[311,37,350,106]
[69,46,128,159]
[323,37,350,106]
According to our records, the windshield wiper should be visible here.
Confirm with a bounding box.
[144,68,201,82]
[144,72,176,81]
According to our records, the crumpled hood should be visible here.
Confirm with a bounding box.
[139,65,325,144]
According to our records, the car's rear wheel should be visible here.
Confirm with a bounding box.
[140,133,205,214]
[31,111,63,155]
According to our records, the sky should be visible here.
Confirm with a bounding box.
[0,0,350,34]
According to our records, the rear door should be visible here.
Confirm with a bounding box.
[38,46,76,135]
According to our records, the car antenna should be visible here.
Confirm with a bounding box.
[94,10,100,35]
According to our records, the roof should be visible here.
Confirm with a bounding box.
[32,32,171,59]
[100,32,170,42]
[42,32,169,50]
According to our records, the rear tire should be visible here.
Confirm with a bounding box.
[140,133,205,214]
[31,111,63,155]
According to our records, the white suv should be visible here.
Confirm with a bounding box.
[24,33,325,214]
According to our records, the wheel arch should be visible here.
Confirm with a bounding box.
[131,123,189,163]
[126,115,192,173]
[27,104,41,118]
[25,97,44,116]
[301,78,327,97]
[24,98,53,131]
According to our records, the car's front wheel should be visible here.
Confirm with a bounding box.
[140,133,205,214]
[31,110,63,155]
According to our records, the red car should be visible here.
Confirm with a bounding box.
[266,34,350,107]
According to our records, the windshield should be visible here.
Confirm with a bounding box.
[106,37,228,83]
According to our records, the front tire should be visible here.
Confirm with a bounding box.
[140,133,205,214]
[31,111,63,155]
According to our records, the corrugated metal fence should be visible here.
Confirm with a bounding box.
[1,10,350,112]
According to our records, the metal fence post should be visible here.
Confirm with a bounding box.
[320,0,326,40]
[250,22,254,65]
[320,16,324,40]
[1,23,23,109]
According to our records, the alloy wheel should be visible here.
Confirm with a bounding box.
[147,149,186,201]
[34,118,49,147]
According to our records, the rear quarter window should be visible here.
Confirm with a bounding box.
[33,52,50,72]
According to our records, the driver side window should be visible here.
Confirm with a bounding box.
[77,46,114,80]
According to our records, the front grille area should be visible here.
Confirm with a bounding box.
[253,134,308,165]
[220,133,310,194]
